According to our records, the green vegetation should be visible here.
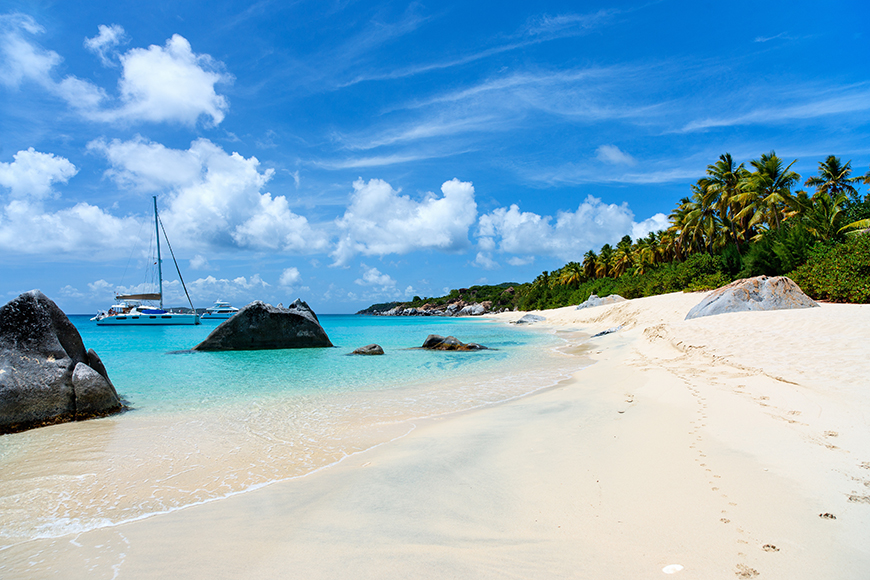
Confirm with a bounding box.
[361,153,870,313]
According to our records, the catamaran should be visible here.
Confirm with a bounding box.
[93,197,200,326]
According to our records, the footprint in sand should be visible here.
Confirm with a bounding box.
[819,512,836,519]
[720,518,730,524]
[735,564,759,578]
[824,431,838,437]
[762,544,780,552]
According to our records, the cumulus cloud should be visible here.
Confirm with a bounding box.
[476,196,637,262]
[105,34,230,126]
[279,267,301,287]
[595,144,636,165]
[187,274,269,301]
[84,24,127,67]
[354,265,396,288]
[1,16,229,126]
[0,147,77,200]
[332,178,477,265]
[631,212,670,239]
[90,136,329,254]
[0,147,144,255]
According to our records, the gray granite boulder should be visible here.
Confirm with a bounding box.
[193,299,333,351]
[513,314,546,324]
[576,294,626,310]
[1,290,121,434]
[421,334,488,351]
[352,344,384,355]
[685,276,819,320]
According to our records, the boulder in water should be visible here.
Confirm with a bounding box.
[193,299,333,351]
[421,334,488,351]
[352,344,384,355]
[0,290,121,434]
[685,276,819,320]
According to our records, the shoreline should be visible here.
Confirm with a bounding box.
[3,292,870,578]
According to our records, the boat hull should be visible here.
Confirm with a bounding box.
[96,313,201,326]
[201,313,236,320]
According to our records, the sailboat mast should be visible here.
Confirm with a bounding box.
[153,196,164,309]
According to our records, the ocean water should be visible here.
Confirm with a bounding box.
[0,314,587,547]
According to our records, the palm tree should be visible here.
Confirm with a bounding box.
[703,153,751,249]
[805,155,862,198]
[610,235,633,277]
[741,151,800,231]
[582,250,598,279]
[595,244,614,278]
[559,262,584,286]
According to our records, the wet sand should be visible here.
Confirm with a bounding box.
[3,292,870,579]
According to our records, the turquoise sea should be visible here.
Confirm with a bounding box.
[0,314,586,547]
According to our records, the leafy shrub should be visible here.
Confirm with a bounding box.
[788,233,870,303]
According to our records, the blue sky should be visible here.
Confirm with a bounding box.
[2,0,869,314]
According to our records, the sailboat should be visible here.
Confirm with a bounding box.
[93,196,201,326]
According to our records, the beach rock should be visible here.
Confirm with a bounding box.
[193,299,333,351]
[0,290,121,434]
[576,294,626,310]
[513,314,546,324]
[421,334,488,351]
[591,325,622,338]
[352,344,384,355]
[685,276,819,320]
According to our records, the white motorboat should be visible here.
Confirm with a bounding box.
[201,300,239,320]
[93,197,200,326]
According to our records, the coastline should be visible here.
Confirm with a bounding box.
[3,291,870,578]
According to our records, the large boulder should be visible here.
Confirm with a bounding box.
[576,294,626,310]
[421,334,488,351]
[193,299,333,351]
[685,276,819,320]
[0,290,121,434]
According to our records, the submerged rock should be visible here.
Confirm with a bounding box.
[421,334,488,351]
[576,294,626,310]
[685,275,819,320]
[193,299,333,351]
[352,344,384,355]
[0,290,121,434]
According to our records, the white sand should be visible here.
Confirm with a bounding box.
[4,292,870,579]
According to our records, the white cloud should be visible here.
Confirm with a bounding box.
[596,144,636,166]
[476,196,636,262]
[59,284,83,298]
[354,265,396,288]
[1,17,229,126]
[279,267,301,287]
[332,178,477,265]
[0,199,144,255]
[91,136,329,254]
[508,256,534,266]
[0,147,144,255]
[0,148,77,200]
[103,34,231,126]
[189,254,210,270]
[631,213,670,239]
[84,24,127,67]
[187,274,269,301]
[473,252,499,270]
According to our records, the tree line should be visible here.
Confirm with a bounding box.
[521,152,870,309]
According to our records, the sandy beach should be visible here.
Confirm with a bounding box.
[3,291,870,579]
